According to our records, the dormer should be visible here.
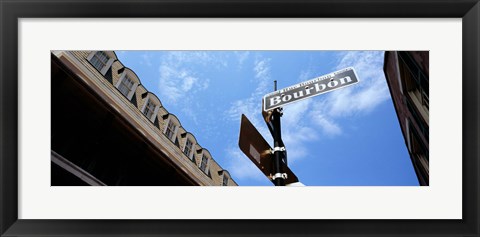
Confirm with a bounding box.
[86,51,116,76]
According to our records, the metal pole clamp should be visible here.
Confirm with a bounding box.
[272,173,288,180]
[271,146,285,154]
[275,107,283,116]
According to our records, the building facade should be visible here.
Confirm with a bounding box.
[383,51,429,186]
[51,51,237,186]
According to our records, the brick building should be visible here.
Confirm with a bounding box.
[383,51,429,186]
[51,51,237,186]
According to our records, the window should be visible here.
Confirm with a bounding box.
[118,75,134,97]
[408,123,429,185]
[90,51,110,72]
[200,155,209,173]
[165,120,176,141]
[406,99,429,141]
[143,99,156,119]
[115,72,138,101]
[183,139,193,158]
[87,51,115,76]
[141,95,161,122]
[222,175,229,186]
[398,52,429,113]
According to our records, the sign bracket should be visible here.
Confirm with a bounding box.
[271,146,285,153]
[271,173,288,180]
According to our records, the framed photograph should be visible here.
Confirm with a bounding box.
[1,0,479,236]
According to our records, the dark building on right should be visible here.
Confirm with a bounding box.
[384,51,429,186]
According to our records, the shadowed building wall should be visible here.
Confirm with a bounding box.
[384,51,429,186]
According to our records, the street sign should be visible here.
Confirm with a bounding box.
[263,67,359,111]
[238,114,298,185]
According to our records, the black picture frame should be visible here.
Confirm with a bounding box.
[1,0,479,236]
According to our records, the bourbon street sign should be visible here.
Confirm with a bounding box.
[263,67,359,111]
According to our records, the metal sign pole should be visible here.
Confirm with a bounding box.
[271,110,285,186]
[272,80,286,186]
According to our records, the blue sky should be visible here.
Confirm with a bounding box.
[116,50,419,186]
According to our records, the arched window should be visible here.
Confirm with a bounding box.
[198,149,212,175]
[181,133,198,162]
[86,51,116,76]
[222,174,229,186]
[141,93,161,122]
[163,114,181,143]
[200,155,209,173]
[218,170,231,186]
[166,120,176,139]
[115,69,140,101]
[184,138,193,157]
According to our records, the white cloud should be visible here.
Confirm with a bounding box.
[308,51,389,127]
[326,78,389,117]
[254,59,269,79]
[234,51,250,69]
[159,65,189,102]
[252,57,272,97]
[281,99,320,163]
[323,51,390,117]
[182,76,197,91]
[310,112,342,136]
[158,53,211,104]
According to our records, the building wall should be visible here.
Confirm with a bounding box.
[384,51,429,186]
[52,50,237,186]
